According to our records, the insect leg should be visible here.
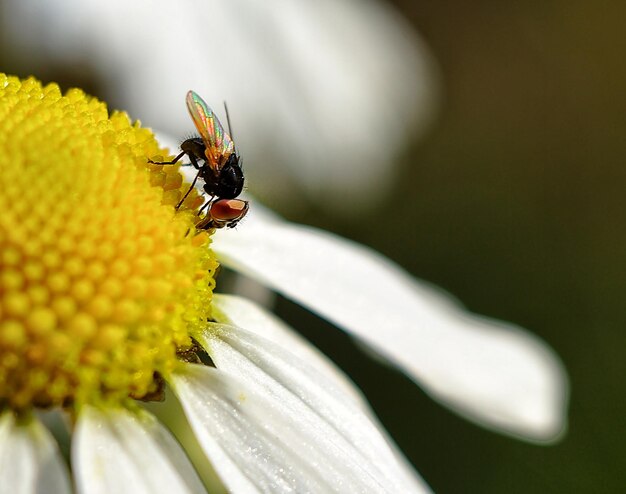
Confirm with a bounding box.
[197,195,215,216]
[148,151,186,165]
[191,196,216,230]
[176,169,202,210]
[188,154,202,170]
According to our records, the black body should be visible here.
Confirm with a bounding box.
[150,136,245,208]
[207,153,245,198]
[178,137,245,199]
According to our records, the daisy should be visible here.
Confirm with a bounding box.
[0,75,567,493]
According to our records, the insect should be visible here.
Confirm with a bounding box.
[149,91,248,229]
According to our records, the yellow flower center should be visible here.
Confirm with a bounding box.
[0,74,218,410]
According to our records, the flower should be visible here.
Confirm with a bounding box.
[0,75,568,493]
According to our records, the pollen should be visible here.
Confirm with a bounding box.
[0,74,218,410]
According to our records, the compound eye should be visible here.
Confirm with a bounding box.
[210,198,248,221]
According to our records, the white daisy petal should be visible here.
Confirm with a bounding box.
[0,411,71,494]
[171,326,430,494]
[212,293,366,407]
[212,208,569,441]
[211,295,426,488]
[2,0,435,212]
[73,406,205,494]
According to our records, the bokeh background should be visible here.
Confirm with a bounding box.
[1,1,623,492]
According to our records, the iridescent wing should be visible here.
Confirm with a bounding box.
[186,90,235,172]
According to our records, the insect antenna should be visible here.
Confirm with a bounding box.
[223,101,235,143]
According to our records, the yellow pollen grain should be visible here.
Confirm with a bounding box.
[41,252,62,269]
[0,321,26,348]
[68,313,98,339]
[48,273,70,293]
[85,262,106,281]
[87,295,113,319]
[0,74,219,410]
[2,249,21,266]
[26,308,57,335]
[4,293,30,316]
[27,286,49,306]
[163,172,183,191]
[23,262,45,282]
[1,270,23,290]
[50,296,77,320]
[133,258,153,276]
[71,280,95,302]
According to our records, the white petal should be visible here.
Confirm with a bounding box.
[212,293,366,407]
[201,324,429,492]
[73,406,205,494]
[211,295,426,488]
[213,208,569,441]
[0,411,71,494]
[3,0,436,212]
[170,328,430,493]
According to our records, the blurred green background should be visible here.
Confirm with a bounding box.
[285,2,625,492]
[2,1,623,492]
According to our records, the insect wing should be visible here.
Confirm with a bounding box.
[186,91,235,171]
